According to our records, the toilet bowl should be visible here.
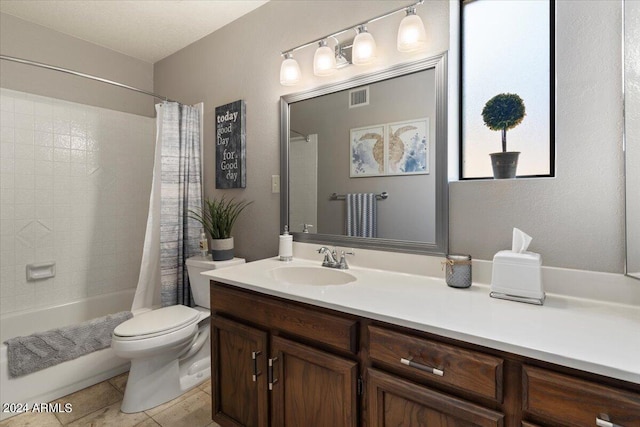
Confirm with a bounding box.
[111,256,245,413]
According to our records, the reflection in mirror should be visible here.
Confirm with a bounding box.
[625,0,640,279]
[280,53,448,255]
[290,69,436,242]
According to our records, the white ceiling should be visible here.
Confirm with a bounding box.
[0,0,269,64]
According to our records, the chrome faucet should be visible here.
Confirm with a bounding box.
[317,246,338,267]
[317,247,354,269]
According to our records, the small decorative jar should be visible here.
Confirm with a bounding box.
[443,254,472,288]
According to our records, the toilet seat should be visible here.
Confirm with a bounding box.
[114,305,201,341]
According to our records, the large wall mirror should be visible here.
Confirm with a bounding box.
[625,0,640,279]
[280,53,448,255]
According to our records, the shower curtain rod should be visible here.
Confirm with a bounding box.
[0,55,181,104]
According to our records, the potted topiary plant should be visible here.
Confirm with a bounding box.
[482,93,526,179]
[189,196,252,261]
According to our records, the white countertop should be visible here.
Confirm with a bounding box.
[203,257,640,384]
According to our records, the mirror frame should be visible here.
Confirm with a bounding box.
[280,52,449,255]
[624,0,639,280]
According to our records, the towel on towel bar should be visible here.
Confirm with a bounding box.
[4,310,132,377]
[346,193,377,238]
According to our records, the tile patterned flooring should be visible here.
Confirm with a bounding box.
[0,373,220,427]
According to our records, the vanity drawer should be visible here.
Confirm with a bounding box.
[523,365,640,427]
[211,282,358,354]
[368,325,504,401]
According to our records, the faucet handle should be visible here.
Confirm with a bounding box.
[338,250,355,269]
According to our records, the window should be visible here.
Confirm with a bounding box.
[460,0,555,179]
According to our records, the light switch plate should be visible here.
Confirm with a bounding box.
[272,175,280,193]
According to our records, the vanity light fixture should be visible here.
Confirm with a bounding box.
[279,0,426,86]
[280,53,301,86]
[352,26,377,66]
[397,6,427,52]
[313,40,337,76]
[334,43,351,69]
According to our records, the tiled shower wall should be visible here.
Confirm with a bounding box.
[0,88,155,314]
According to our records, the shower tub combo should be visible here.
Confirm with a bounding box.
[0,290,134,421]
[0,57,173,421]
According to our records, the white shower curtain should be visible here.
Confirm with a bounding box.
[132,102,203,311]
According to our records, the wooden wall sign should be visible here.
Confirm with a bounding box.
[215,100,246,188]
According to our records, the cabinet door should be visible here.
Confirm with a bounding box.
[367,368,504,427]
[523,365,640,427]
[270,335,358,427]
[212,316,268,427]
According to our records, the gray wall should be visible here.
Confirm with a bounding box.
[154,0,449,262]
[155,0,626,273]
[450,1,624,273]
[290,69,436,242]
[0,13,155,117]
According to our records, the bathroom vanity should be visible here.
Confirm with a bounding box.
[204,256,640,427]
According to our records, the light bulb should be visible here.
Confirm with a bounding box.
[397,7,427,52]
[352,26,377,66]
[313,40,336,76]
[279,53,301,86]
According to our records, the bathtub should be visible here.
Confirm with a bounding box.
[0,290,135,421]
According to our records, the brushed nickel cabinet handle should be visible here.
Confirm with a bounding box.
[596,414,624,427]
[400,357,444,376]
[268,357,279,391]
[251,351,261,382]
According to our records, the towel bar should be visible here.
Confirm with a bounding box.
[330,192,388,200]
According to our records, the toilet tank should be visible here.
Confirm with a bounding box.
[185,256,245,308]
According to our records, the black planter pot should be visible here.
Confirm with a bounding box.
[490,152,520,179]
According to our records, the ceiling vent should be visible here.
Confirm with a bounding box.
[349,87,369,108]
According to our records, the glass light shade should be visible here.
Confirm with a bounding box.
[313,43,336,76]
[352,27,377,65]
[397,12,427,52]
[279,55,301,86]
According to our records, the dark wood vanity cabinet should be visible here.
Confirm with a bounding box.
[367,324,506,426]
[211,282,640,427]
[368,325,504,402]
[210,282,359,427]
[367,368,504,427]
[522,365,640,427]
[211,316,269,427]
[270,335,358,426]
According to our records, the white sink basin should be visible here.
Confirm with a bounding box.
[270,266,356,286]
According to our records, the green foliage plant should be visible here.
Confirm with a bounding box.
[189,196,253,240]
[481,93,526,153]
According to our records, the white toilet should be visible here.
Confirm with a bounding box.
[112,256,245,413]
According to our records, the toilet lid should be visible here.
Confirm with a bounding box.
[114,305,200,337]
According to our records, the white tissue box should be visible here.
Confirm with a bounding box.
[490,250,545,305]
